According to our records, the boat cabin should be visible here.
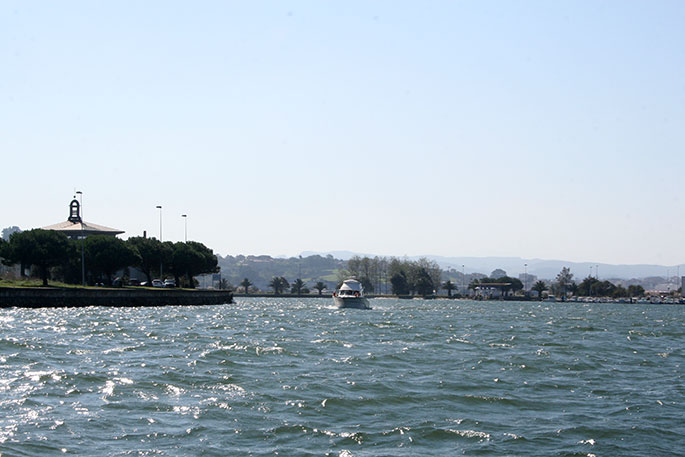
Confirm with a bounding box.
[337,279,364,297]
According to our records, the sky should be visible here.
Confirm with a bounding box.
[2,1,684,265]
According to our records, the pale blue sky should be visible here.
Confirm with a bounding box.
[2,1,684,265]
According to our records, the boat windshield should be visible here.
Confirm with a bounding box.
[339,289,359,296]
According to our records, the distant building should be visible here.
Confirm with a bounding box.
[43,199,124,239]
[682,277,685,298]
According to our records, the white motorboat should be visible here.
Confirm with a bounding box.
[333,279,371,309]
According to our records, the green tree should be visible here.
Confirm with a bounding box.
[495,276,524,296]
[269,276,289,295]
[291,278,308,295]
[555,267,574,298]
[627,284,645,297]
[240,278,253,294]
[442,280,455,297]
[390,271,409,295]
[532,280,547,300]
[2,229,72,286]
[127,237,172,284]
[592,280,617,297]
[612,285,629,298]
[313,281,326,296]
[85,235,140,285]
[171,241,219,288]
[577,276,599,296]
[414,267,435,296]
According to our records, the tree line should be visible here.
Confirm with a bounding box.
[528,267,648,299]
[0,229,218,287]
[231,276,329,296]
[344,256,443,296]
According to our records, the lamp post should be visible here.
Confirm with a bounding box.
[76,191,85,286]
[181,214,187,242]
[524,263,528,294]
[156,205,163,279]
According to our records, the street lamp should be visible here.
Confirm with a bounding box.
[156,205,163,278]
[76,191,85,286]
[181,214,187,242]
[524,263,528,294]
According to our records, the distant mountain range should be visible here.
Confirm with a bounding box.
[300,251,684,280]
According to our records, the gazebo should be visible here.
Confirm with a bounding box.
[43,199,124,239]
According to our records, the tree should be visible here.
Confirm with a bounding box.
[496,276,524,296]
[414,267,435,296]
[532,280,547,300]
[577,276,599,296]
[85,235,140,285]
[627,284,645,297]
[240,278,253,294]
[1,226,21,241]
[390,271,409,295]
[171,241,219,288]
[269,276,289,295]
[442,280,455,297]
[313,281,326,296]
[291,278,308,295]
[345,256,375,293]
[491,269,507,278]
[612,285,629,298]
[555,267,575,298]
[127,237,172,284]
[2,229,72,286]
[592,280,617,297]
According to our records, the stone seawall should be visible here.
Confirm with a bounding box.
[0,288,234,308]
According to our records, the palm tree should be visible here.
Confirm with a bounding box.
[442,280,455,297]
[240,277,252,294]
[269,276,289,295]
[291,278,306,296]
[532,280,547,300]
[313,281,326,296]
[269,277,284,295]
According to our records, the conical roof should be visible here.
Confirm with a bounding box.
[42,199,124,237]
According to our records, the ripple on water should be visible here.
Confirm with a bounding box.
[0,299,683,456]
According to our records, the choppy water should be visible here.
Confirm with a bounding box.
[1,298,683,456]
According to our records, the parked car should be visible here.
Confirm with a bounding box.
[164,279,176,288]
[152,279,164,288]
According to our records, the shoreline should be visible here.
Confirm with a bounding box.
[0,287,234,308]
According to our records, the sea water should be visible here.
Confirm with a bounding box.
[0,298,683,456]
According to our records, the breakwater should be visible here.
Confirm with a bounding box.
[0,287,233,308]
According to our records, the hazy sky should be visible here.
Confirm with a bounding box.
[2,1,684,265]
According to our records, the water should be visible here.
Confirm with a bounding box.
[1,298,683,456]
